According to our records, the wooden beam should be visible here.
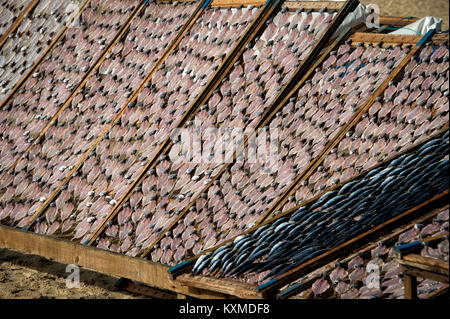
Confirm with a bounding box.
[139,0,359,260]
[400,254,449,276]
[211,0,266,7]
[403,268,449,286]
[0,0,91,110]
[89,0,278,250]
[0,224,231,299]
[84,0,210,245]
[276,205,448,299]
[0,0,40,49]
[256,190,449,297]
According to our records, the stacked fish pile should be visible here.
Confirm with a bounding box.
[192,131,449,285]
[0,0,83,101]
[99,5,340,265]
[281,42,449,212]
[12,1,197,239]
[0,0,33,36]
[290,205,448,299]
[0,0,141,226]
[63,4,262,255]
[150,39,412,267]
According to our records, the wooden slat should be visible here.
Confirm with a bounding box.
[24,0,204,231]
[177,273,262,299]
[256,190,449,297]
[0,224,230,299]
[256,42,425,225]
[403,268,449,285]
[0,0,40,49]
[84,0,210,245]
[211,0,266,7]
[7,3,143,173]
[284,1,344,11]
[139,0,360,260]
[348,32,422,45]
[88,0,278,248]
[378,16,419,27]
[0,0,91,110]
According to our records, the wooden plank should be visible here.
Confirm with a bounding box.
[177,273,262,299]
[0,224,231,299]
[256,42,423,226]
[424,285,449,299]
[211,0,266,7]
[348,32,422,45]
[24,0,204,231]
[0,0,40,49]
[84,0,209,245]
[0,0,91,110]
[256,190,449,297]
[139,0,359,260]
[379,16,419,27]
[115,278,177,299]
[284,1,344,11]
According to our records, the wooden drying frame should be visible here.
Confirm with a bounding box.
[168,30,444,292]
[84,0,280,247]
[23,0,206,231]
[0,0,91,109]
[132,0,360,259]
[277,204,450,299]
[0,0,40,49]
[7,0,145,173]
[255,34,427,226]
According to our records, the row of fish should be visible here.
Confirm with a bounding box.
[0,0,143,226]
[192,130,449,286]
[149,39,411,267]
[93,7,339,263]
[0,0,83,102]
[281,42,449,214]
[0,0,33,37]
[25,5,259,251]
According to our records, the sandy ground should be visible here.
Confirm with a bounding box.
[0,248,144,299]
[0,0,449,300]
[360,0,449,30]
